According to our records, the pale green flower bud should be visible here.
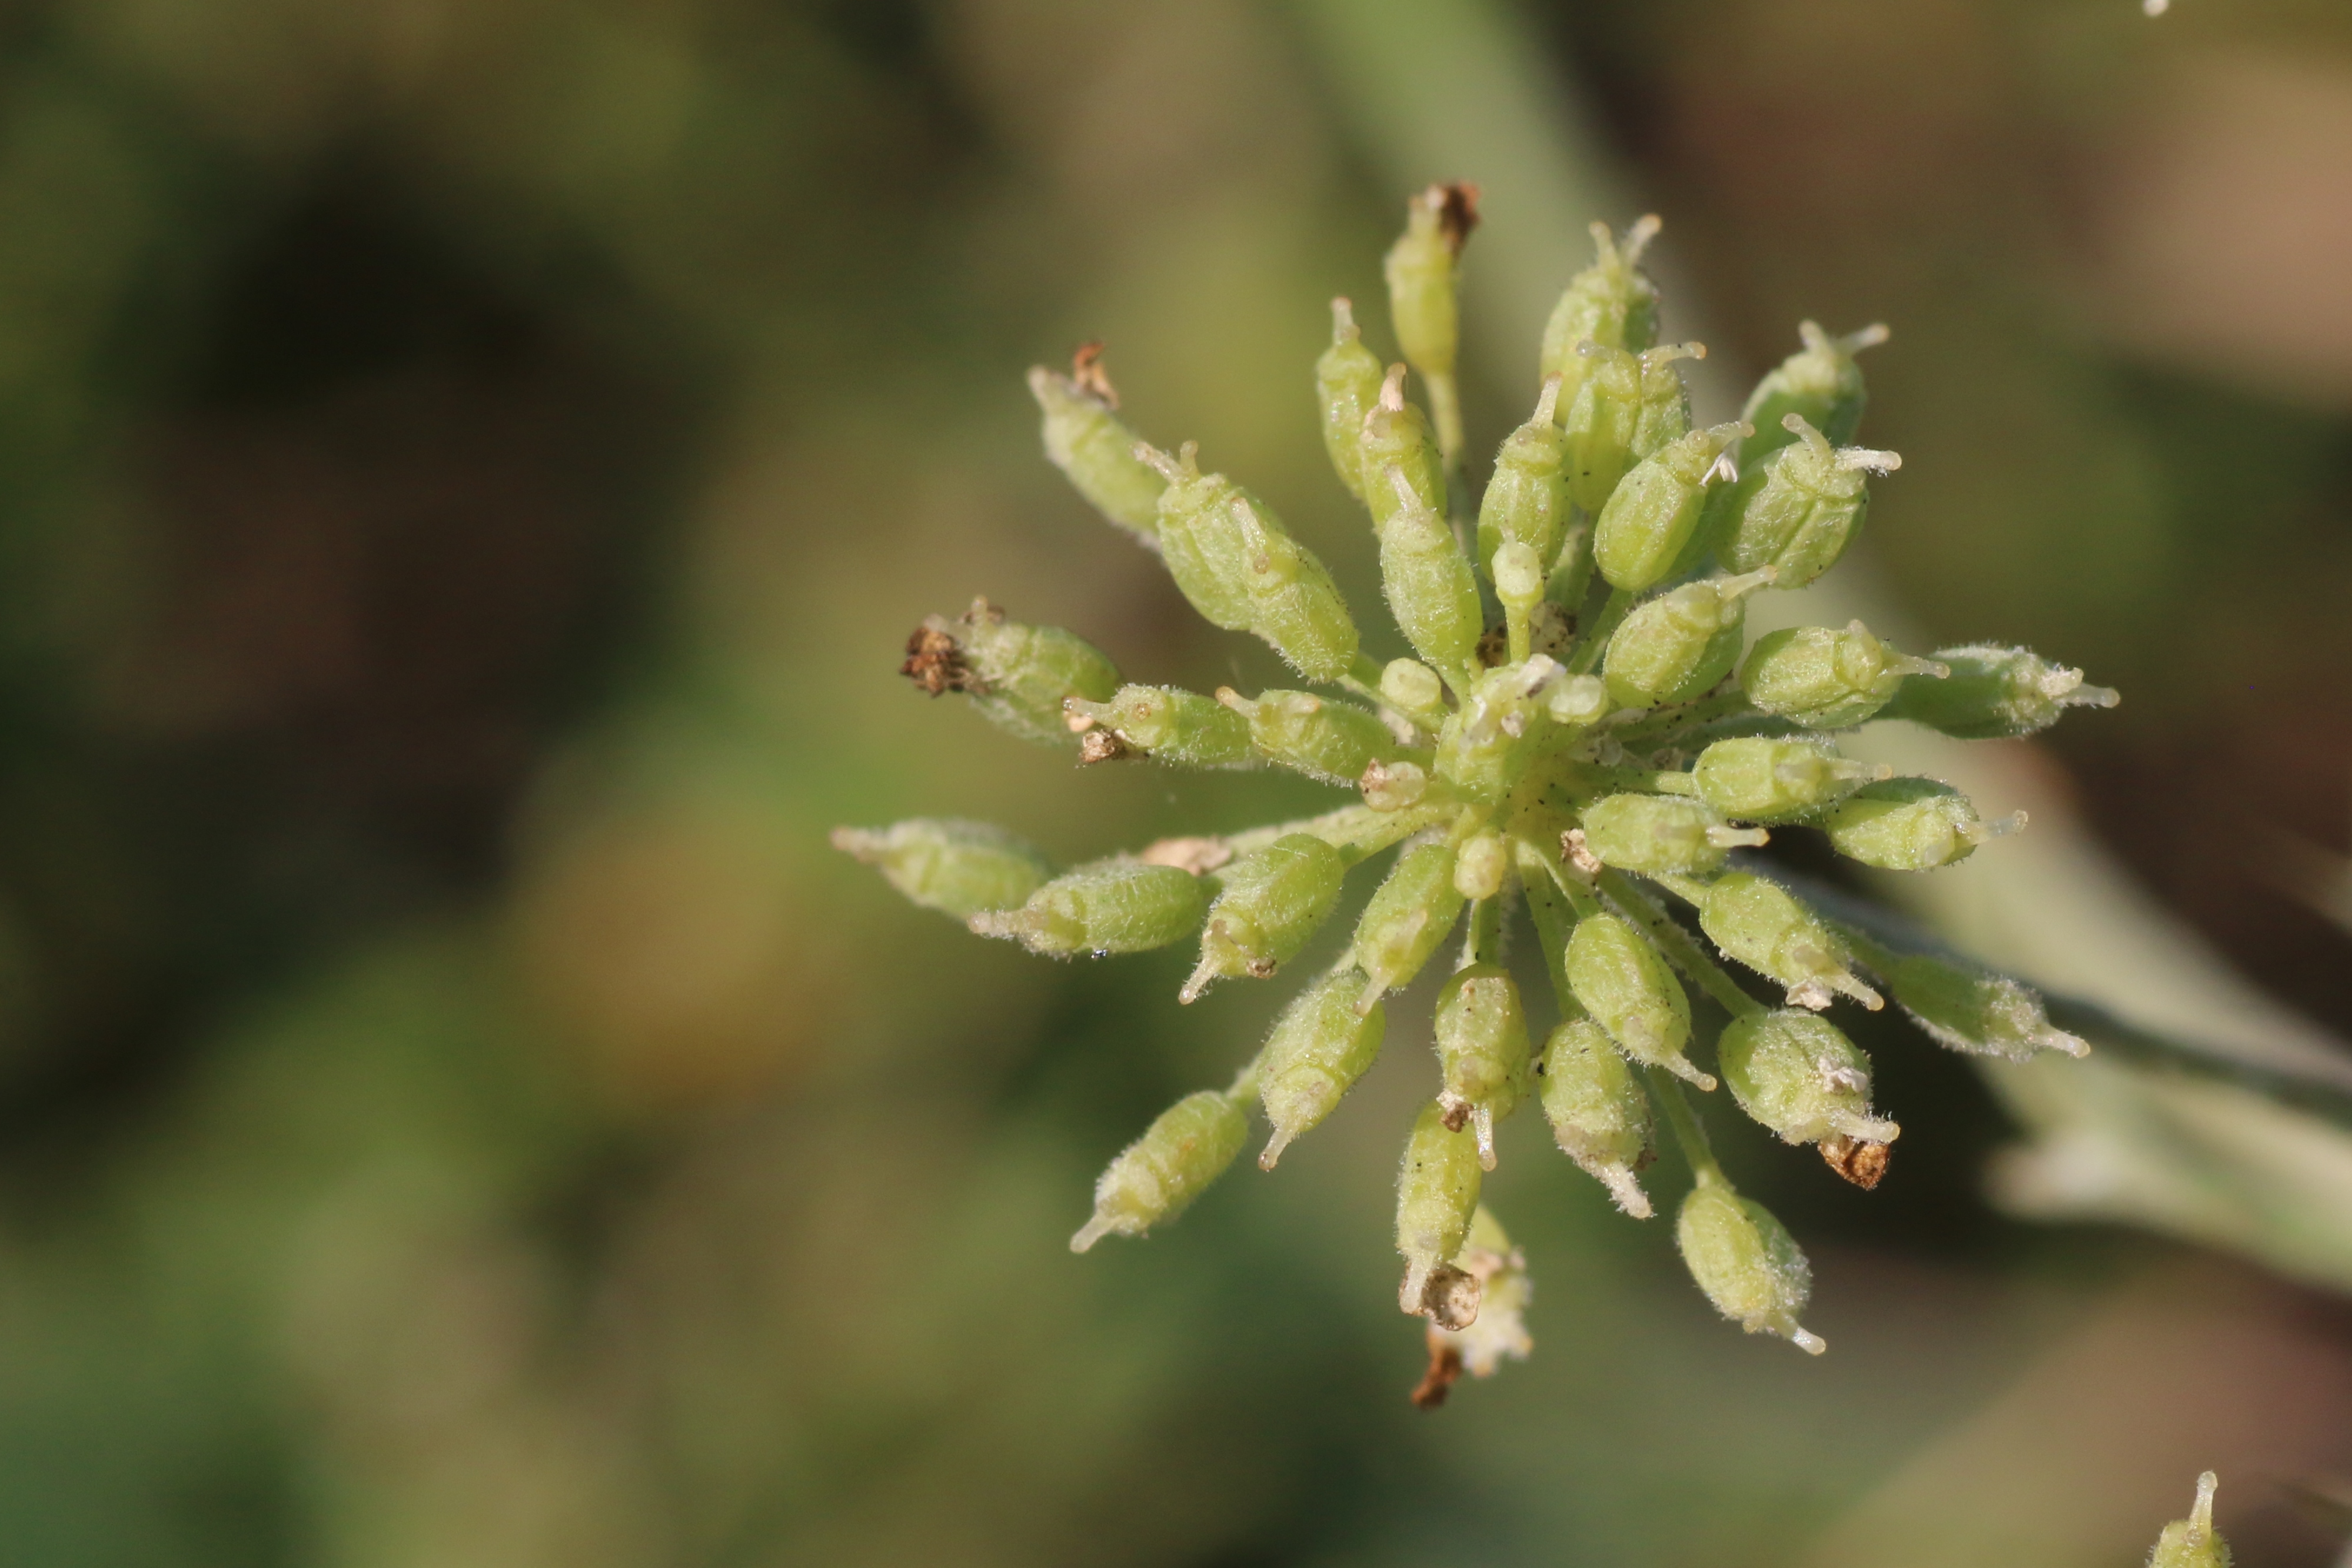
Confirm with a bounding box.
[1692,736,1885,823]
[1491,540,1545,613]
[1578,794,1767,877]
[1029,353,1166,542]
[1539,1018,1654,1215]
[1257,968,1388,1168]
[1476,377,1571,575]
[1824,777,2021,871]
[1216,687,1404,786]
[1397,1099,1484,1321]
[1739,621,1945,730]
[1538,216,1662,405]
[1562,341,1702,513]
[1676,1183,1824,1353]
[1379,657,1449,729]
[1137,442,1359,682]
[1739,319,1888,464]
[1879,644,2120,740]
[1714,415,1901,590]
[1352,841,1466,1011]
[1072,1088,1247,1251]
[1718,1009,1898,1145]
[1888,951,2088,1061]
[832,818,1052,921]
[1603,570,1774,709]
[1385,182,1474,380]
[1433,657,1568,802]
[901,598,1120,747]
[970,858,1206,957]
[1376,464,1483,680]
[1067,683,1254,769]
[1434,963,1532,1167]
[1544,673,1611,728]
[1361,758,1431,812]
[1360,365,1444,528]
[1316,298,1385,500]
[1181,834,1347,1002]
[1566,911,1712,1088]
[1594,420,1751,591]
[2147,1473,2232,1568]
[1452,830,1508,900]
[1698,873,1881,1010]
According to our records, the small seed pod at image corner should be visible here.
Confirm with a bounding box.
[1316,298,1386,500]
[1182,833,1348,1002]
[1029,357,1167,543]
[1738,319,1889,462]
[1578,793,1764,877]
[1692,735,1882,824]
[1219,687,1406,786]
[1397,1099,1485,1324]
[1697,873,1879,1010]
[900,600,1122,747]
[1565,911,1711,1087]
[1676,1182,1824,1353]
[1067,683,1254,769]
[1538,216,1662,405]
[2147,1472,2233,1568]
[1592,420,1748,593]
[831,818,1054,921]
[1072,1088,1249,1252]
[1885,950,2088,1062]
[1433,963,1533,1167]
[1824,777,2012,872]
[1257,967,1388,1168]
[1716,1008,1898,1147]
[969,857,1206,957]
[1540,1017,1655,1215]
[1352,841,1468,1008]
[1602,571,1772,708]
[1739,622,1942,730]
[1879,644,2118,740]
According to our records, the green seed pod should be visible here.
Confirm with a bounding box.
[1476,377,1571,575]
[1433,963,1532,1167]
[1316,298,1385,500]
[1692,736,1884,823]
[1257,967,1388,1168]
[1351,841,1467,1011]
[1738,319,1888,465]
[1879,644,2120,740]
[1396,1098,1484,1321]
[1452,830,1508,901]
[1181,834,1347,1003]
[1718,1009,1898,1145]
[1540,1018,1655,1216]
[1824,777,2022,871]
[1887,951,2088,1061]
[1217,688,1403,786]
[1562,341,1703,513]
[1676,1183,1824,1353]
[1538,216,1662,406]
[831,818,1053,921]
[1577,794,1767,877]
[1029,356,1166,542]
[969,858,1207,957]
[1432,657,1567,803]
[900,598,1121,747]
[1593,420,1751,592]
[1714,415,1901,590]
[1603,570,1773,709]
[1137,443,1359,682]
[1071,1088,1247,1251]
[1376,464,1483,680]
[2148,1473,2232,1568]
[1566,911,1712,1088]
[1739,621,1945,730]
[1360,365,1445,529]
[1385,181,1473,381]
[1067,684,1255,769]
[1379,657,1449,731]
[1697,873,1880,1010]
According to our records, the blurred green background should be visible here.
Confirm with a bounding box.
[0,0,2348,1563]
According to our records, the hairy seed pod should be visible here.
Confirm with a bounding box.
[1386,182,1474,381]
[1738,319,1888,465]
[1603,570,1773,709]
[1453,830,1509,900]
[1434,964,1532,1167]
[1397,1099,1485,1320]
[1739,621,1944,730]
[969,858,1206,957]
[1593,420,1750,591]
[1692,736,1883,823]
[1316,298,1386,500]
[1540,1018,1655,1216]
[1361,365,1445,528]
[1676,1183,1824,1353]
[1182,834,1347,1002]
[1566,912,1711,1087]
[1218,688,1405,786]
[1068,684,1254,769]
[1476,377,1571,575]
[1888,952,2088,1061]
[1257,968,1388,1168]
[1824,777,2017,871]
[901,599,1122,746]
[2148,1473,2232,1568]
[831,818,1053,921]
[1538,216,1662,406]
[1879,644,2120,740]
[1714,415,1901,589]
[1697,873,1880,1010]
[1562,341,1702,513]
[1377,465,1484,680]
[1136,443,1359,681]
[1578,794,1766,876]
[1352,842,1467,1011]
[1072,1088,1247,1251]
[1029,360,1166,542]
[1718,1009,1899,1145]
[1432,657,1566,803]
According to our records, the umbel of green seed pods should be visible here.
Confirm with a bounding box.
[1217,687,1404,785]
[1825,777,2021,872]
[1068,684,1253,769]
[1540,1018,1654,1216]
[1539,215,1662,402]
[1677,1182,1825,1353]
[1182,834,1346,1003]
[1397,1099,1485,1324]
[969,858,1205,957]
[1579,794,1768,877]
[1029,349,1166,544]
[1713,415,1902,590]
[1881,644,2119,740]
[1718,1010,1899,1146]
[2148,1473,2233,1568]
[1316,298,1385,501]
[1072,1088,1247,1252]
[1693,736,1887,823]
[1604,569,1774,708]
[1361,366,1445,529]
[1257,968,1388,1168]
[1353,841,1466,1011]
[1562,341,1702,514]
[1433,964,1532,1168]
[1594,420,1748,592]
[1696,873,1881,1011]
[1739,319,1889,464]
[1476,376,1570,575]
[1741,621,1946,730]
[1566,912,1712,1087]
[1884,950,2088,1061]
[831,818,1053,921]
[900,598,1120,747]
[1378,465,1483,681]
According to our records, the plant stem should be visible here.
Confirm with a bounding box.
[1648,1066,1725,1187]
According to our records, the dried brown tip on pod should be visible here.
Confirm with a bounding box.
[1070,339,1118,407]
[1411,1262,1483,1330]
[1410,1335,1465,1410]
[901,618,980,695]
[1429,182,1481,253]
[1077,728,1132,765]
[1821,1133,1890,1190]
